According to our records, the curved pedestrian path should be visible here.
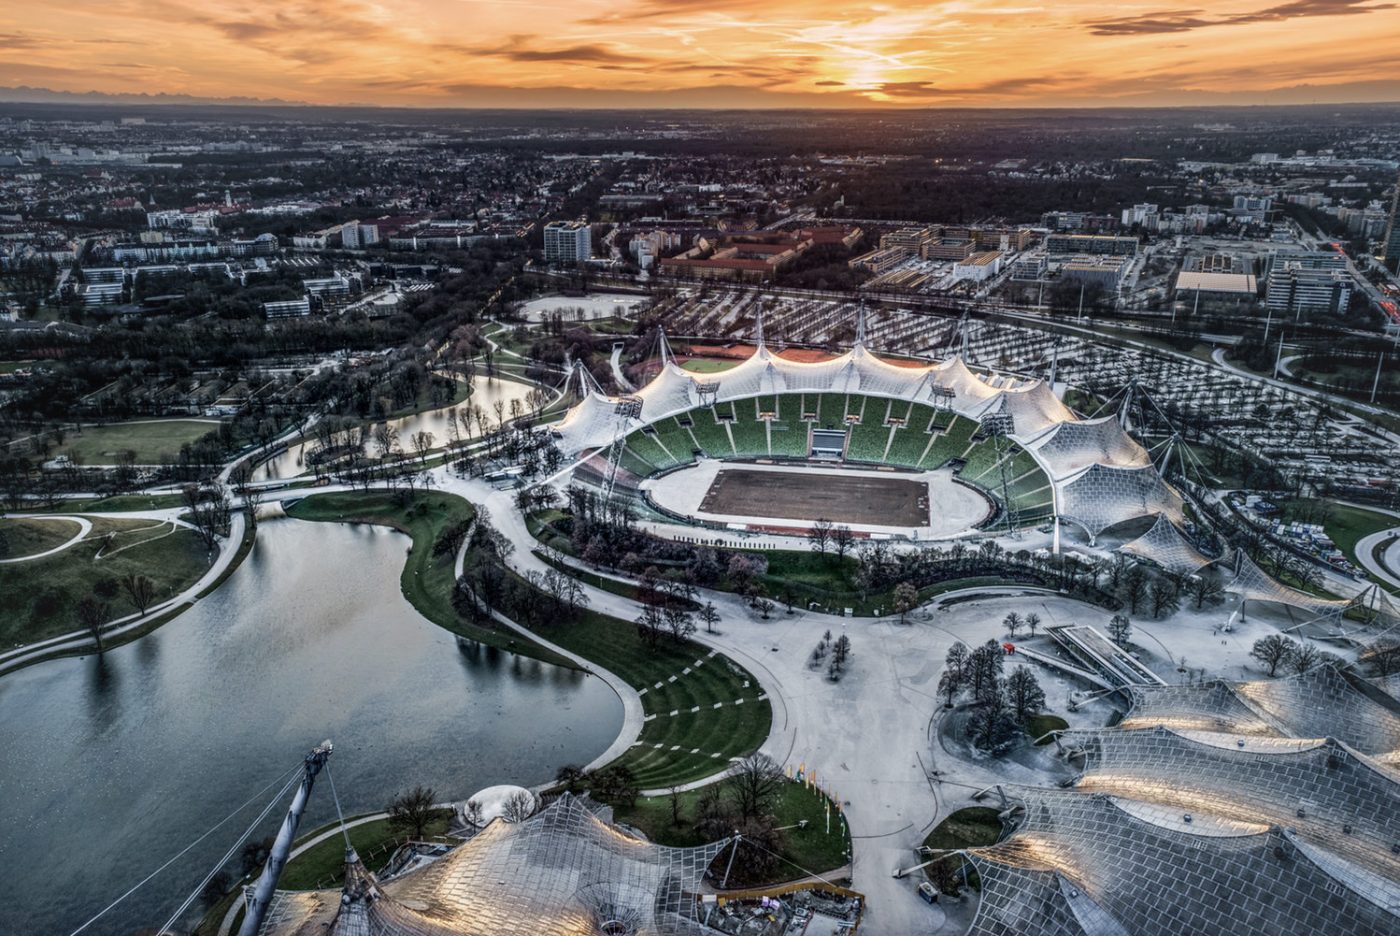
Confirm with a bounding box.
[0,512,247,676]
[0,514,92,564]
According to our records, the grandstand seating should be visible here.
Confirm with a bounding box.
[626,432,674,471]
[614,397,1051,524]
[814,393,848,428]
[846,419,892,463]
[957,437,1004,484]
[921,416,976,469]
[617,446,658,479]
[727,416,769,457]
[886,398,915,425]
[649,417,698,468]
[686,409,734,456]
[884,426,931,469]
[767,420,809,458]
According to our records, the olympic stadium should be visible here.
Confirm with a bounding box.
[551,319,1180,546]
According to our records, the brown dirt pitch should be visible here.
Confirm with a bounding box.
[699,468,929,526]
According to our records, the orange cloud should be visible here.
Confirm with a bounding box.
[2,0,1399,107]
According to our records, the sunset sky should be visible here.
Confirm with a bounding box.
[5,0,1400,108]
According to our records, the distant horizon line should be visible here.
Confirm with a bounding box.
[2,84,1400,114]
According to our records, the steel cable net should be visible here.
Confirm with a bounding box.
[1060,726,1400,882]
[1120,682,1279,736]
[259,794,731,936]
[1115,515,1212,576]
[1123,665,1400,757]
[1231,664,1400,756]
[554,392,637,453]
[966,788,1400,936]
[1026,415,1150,481]
[1055,464,1185,541]
[1225,550,1349,618]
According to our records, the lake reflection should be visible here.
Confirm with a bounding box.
[0,518,621,934]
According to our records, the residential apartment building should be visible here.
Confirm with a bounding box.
[543,221,592,264]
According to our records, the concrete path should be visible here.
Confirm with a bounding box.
[1351,501,1400,591]
[609,344,636,391]
[0,514,92,563]
[0,512,247,675]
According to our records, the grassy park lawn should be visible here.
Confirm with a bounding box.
[0,516,82,559]
[284,491,573,668]
[55,419,218,464]
[278,808,456,891]
[922,806,1003,889]
[0,516,213,646]
[612,780,851,882]
[1025,713,1069,744]
[531,605,771,789]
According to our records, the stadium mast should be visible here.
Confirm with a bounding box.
[238,742,334,936]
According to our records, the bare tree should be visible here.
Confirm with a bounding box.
[411,430,435,465]
[893,581,919,623]
[832,525,855,559]
[372,423,399,460]
[698,601,720,634]
[76,596,110,653]
[1289,641,1321,674]
[121,572,156,617]
[1005,666,1046,722]
[386,785,438,840]
[182,482,232,551]
[1187,575,1225,610]
[664,605,696,643]
[1107,614,1132,647]
[501,790,535,823]
[1250,634,1297,677]
[725,752,784,823]
[808,518,832,555]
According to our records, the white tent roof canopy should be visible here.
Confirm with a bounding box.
[551,337,1184,542]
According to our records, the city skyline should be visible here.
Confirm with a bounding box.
[4,0,1400,109]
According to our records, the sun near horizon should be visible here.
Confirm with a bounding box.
[6,0,1400,109]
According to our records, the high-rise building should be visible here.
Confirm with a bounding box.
[1384,170,1400,272]
[1265,252,1353,316]
[543,221,592,264]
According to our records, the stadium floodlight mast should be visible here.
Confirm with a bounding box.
[695,381,720,408]
[601,396,644,510]
[928,383,956,410]
[980,412,1021,534]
